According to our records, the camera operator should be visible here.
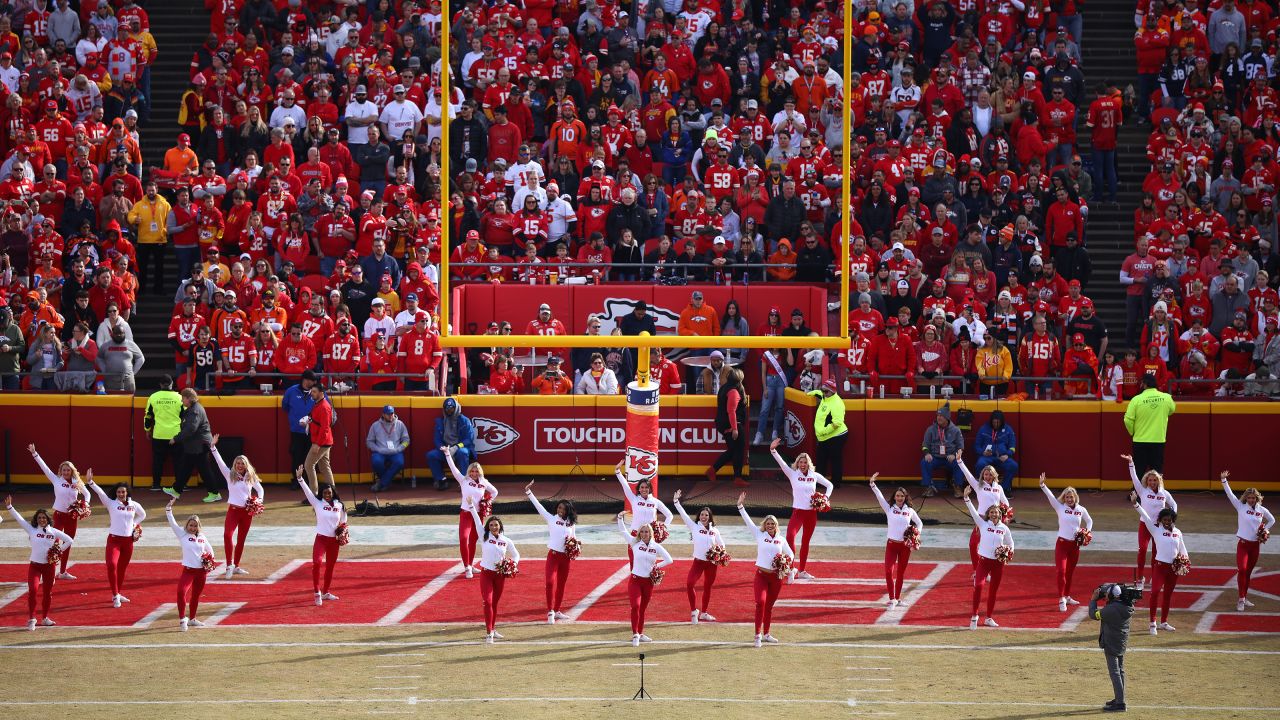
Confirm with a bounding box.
[1090,582,1140,713]
[531,355,573,395]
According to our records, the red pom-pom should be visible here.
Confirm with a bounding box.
[69,497,91,520]
[649,567,665,586]
[496,557,519,577]
[998,502,1014,523]
[772,552,794,579]
[200,552,216,572]
[810,492,832,512]
[995,545,1014,564]
[1259,526,1271,544]
[245,495,265,517]
[706,544,732,567]
[563,536,582,561]
[335,522,350,546]
[1075,528,1093,547]
[650,521,669,544]
[477,493,493,520]
[46,540,61,565]
[1173,554,1192,576]
[902,525,921,550]
[131,524,142,541]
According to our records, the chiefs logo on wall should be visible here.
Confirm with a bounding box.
[473,417,520,454]
[783,411,807,448]
[626,446,659,482]
[593,298,681,336]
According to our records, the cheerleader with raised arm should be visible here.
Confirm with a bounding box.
[869,473,923,608]
[524,480,577,624]
[738,492,796,647]
[297,468,347,606]
[4,495,73,630]
[1039,474,1094,611]
[28,443,90,579]
[447,448,499,579]
[211,434,265,579]
[1220,471,1274,611]
[615,458,674,561]
[769,438,833,580]
[468,498,520,642]
[959,449,1011,571]
[1124,453,1177,588]
[164,498,216,631]
[619,512,673,646]
[1132,495,1188,635]
[673,488,727,624]
[964,484,1014,629]
[85,471,145,608]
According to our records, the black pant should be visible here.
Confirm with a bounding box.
[174,448,222,495]
[1131,441,1165,477]
[710,428,746,477]
[151,438,175,487]
[1106,651,1126,705]
[816,432,848,485]
[137,244,166,294]
[289,432,311,479]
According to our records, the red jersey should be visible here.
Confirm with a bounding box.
[397,327,442,373]
[322,330,363,373]
[275,334,317,375]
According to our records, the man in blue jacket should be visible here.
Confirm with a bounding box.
[974,409,1018,494]
[281,369,318,482]
[427,397,476,491]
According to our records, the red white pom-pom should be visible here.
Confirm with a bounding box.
[706,545,732,567]
[772,552,794,579]
[335,522,350,546]
[1075,528,1093,547]
[200,552,216,573]
[902,525,922,550]
[649,567,665,586]
[998,502,1014,523]
[495,557,519,577]
[245,495,265,517]
[46,540,62,565]
[995,545,1014,564]
[1173,554,1192,576]
[477,493,493,520]
[810,492,832,512]
[650,521,669,544]
[1259,526,1271,544]
[131,524,142,541]
[69,497,91,520]
[563,536,582,560]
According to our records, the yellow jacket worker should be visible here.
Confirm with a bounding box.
[809,378,849,485]
[127,182,171,245]
[1123,373,1176,477]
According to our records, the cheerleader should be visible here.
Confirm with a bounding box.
[524,480,577,624]
[1039,474,1094,611]
[468,498,520,642]
[211,435,265,579]
[1123,453,1177,587]
[673,488,726,624]
[737,492,796,647]
[4,495,73,630]
[618,512,673,647]
[85,471,145,608]
[769,438,833,580]
[615,459,674,560]
[164,499,216,631]
[868,473,923,608]
[297,469,346,606]
[446,448,498,579]
[963,484,1014,629]
[959,449,1011,570]
[1132,497,1188,635]
[28,443,90,579]
[1220,471,1274,611]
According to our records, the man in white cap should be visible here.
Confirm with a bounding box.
[379,83,424,141]
[366,404,410,492]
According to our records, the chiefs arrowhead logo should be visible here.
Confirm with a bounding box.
[473,417,519,454]
[627,446,659,481]
[783,411,806,448]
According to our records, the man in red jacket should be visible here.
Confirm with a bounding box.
[300,383,334,494]
[1044,187,1084,250]
[1134,14,1170,119]
[870,317,914,395]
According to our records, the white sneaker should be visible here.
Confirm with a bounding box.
[763,633,779,643]
[112,595,121,608]
[895,600,908,608]
[753,634,762,647]
[1159,622,1176,632]
[984,618,999,628]
[39,618,55,627]
[314,593,323,607]
[888,599,898,608]
[188,619,205,627]
[638,634,652,643]
[487,633,496,644]
[1059,598,1068,612]
[491,631,504,639]
[225,565,235,580]
[690,610,699,625]
[1149,623,1158,636]
[632,634,641,647]
[179,618,188,632]
[234,566,249,575]
[969,615,979,630]
[118,595,130,603]
[465,567,474,579]
[1237,598,1247,611]
[26,619,35,631]
[1065,596,1081,605]
[1243,598,1256,608]
[322,592,339,601]
[548,611,556,625]
[751,433,764,445]
[554,611,570,621]
[699,612,717,622]
[56,572,75,580]
[796,570,815,580]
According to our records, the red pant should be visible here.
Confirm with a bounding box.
[105,534,134,597]
[1136,522,1157,581]
[52,510,79,574]
[223,505,254,567]
[972,556,1004,617]
[1055,537,1082,598]
[685,558,719,613]
[545,549,571,613]
[311,535,340,593]
[459,510,478,567]
[628,575,654,634]
[1150,560,1178,623]
[969,528,980,569]
[177,566,207,619]
[752,568,783,634]
[1237,539,1261,599]
[884,540,912,600]
[26,561,54,619]
[786,508,818,571]
[480,568,507,632]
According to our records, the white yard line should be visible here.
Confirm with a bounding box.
[375,562,465,626]
[564,563,630,622]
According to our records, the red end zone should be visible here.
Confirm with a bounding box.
[0,559,1273,633]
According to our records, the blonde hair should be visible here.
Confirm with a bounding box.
[635,523,654,542]
[980,465,1000,484]
[232,455,259,484]
[467,462,484,478]
[1057,486,1079,505]
[760,514,780,532]
[184,514,203,535]
[1242,487,1264,505]
[1141,469,1164,490]
[58,460,82,483]
[792,453,812,471]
